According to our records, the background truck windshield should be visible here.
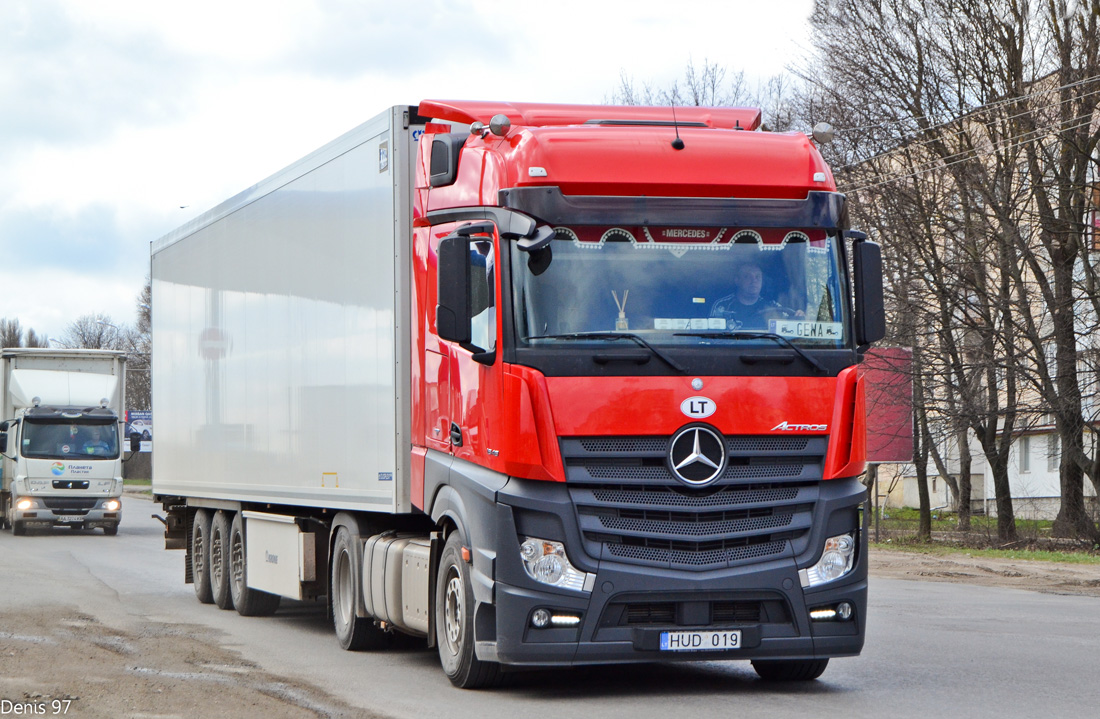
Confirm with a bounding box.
[512,226,848,346]
[22,421,120,459]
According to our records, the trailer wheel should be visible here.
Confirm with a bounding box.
[331,527,389,651]
[229,512,281,617]
[751,658,829,681]
[435,532,502,688]
[191,509,215,604]
[210,510,234,610]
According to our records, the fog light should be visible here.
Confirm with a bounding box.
[836,601,853,621]
[531,609,552,628]
[799,533,857,588]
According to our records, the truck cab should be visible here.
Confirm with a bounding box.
[1,349,127,535]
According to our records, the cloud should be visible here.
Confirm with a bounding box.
[281,0,515,81]
[0,0,198,152]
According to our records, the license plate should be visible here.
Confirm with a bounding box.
[56,516,83,523]
[660,629,742,652]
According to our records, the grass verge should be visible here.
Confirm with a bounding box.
[871,540,1100,564]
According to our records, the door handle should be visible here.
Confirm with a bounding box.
[450,422,463,447]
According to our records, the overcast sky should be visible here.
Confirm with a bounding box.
[0,0,814,341]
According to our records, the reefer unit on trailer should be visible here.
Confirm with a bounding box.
[152,101,885,687]
[1,349,127,535]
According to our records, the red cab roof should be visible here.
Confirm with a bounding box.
[419,100,762,131]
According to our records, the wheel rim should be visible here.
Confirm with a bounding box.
[443,568,464,655]
[335,550,353,629]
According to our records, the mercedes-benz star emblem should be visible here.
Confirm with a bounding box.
[668,425,727,487]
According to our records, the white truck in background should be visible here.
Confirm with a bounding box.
[0,348,127,535]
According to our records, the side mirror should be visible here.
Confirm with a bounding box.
[436,234,472,345]
[853,239,886,347]
[436,222,498,365]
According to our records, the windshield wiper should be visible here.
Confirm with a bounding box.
[674,331,827,375]
[527,332,686,373]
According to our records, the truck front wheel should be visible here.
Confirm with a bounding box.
[751,658,830,681]
[228,512,281,617]
[330,527,388,650]
[191,509,215,604]
[210,510,234,610]
[435,532,502,689]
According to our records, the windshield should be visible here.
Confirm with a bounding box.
[22,420,120,460]
[512,225,848,347]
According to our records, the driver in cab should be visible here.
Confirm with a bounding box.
[709,260,794,330]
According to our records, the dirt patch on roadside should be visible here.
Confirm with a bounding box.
[0,608,379,719]
[869,547,1100,597]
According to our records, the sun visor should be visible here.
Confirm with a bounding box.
[8,369,119,409]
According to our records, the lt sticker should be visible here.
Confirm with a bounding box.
[681,396,716,419]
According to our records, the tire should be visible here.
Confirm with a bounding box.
[12,521,26,536]
[102,524,117,536]
[191,509,215,604]
[751,658,830,681]
[210,510,234,610]
[1,495,12,531]
[331,527,389,650]
[435,532,502,688]
[229,512,281,617]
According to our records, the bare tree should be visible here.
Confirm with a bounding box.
[0,318,50,349]
[58,313,129,351]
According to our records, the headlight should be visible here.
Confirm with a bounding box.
[103,499,121,511]
[16,498,35,510]
[799,533,857,588]
[519,537,592,592]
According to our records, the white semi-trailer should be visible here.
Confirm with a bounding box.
[0,348,127,535]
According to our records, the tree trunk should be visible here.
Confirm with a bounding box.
[956,426,973,532]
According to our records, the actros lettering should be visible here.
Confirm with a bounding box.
[771,421,828,432]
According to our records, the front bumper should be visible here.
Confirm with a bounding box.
[466,474,868,667]
[488,553,865,666]
[13,496,122,530]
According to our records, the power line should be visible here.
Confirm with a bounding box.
[845,109,1097,185]
[837,82,1100,171]
[840,115,1097,194]
[836,72,1100,138]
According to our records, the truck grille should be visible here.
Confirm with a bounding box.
[563,435,826,570]
[600,597,790,628]
[41,498,99,514]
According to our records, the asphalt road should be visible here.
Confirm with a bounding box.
[1,495,1096,719]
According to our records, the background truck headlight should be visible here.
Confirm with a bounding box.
[519,537,593,592]
[103,499,121,511]
[799,533,857,588]
[16,498,36,510]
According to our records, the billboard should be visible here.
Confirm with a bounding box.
[125,410,152,453]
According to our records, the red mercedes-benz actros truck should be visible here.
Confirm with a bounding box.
[152,100,884,688]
